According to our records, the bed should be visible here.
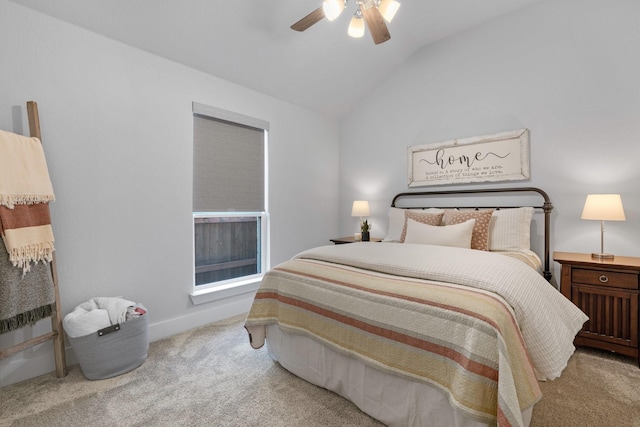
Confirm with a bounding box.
[244,187,588,427]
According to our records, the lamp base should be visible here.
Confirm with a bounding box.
[591,252,614,260]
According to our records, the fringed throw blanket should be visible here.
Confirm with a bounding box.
[0,238,55,334]
[0,129,56,273]
[0,129,55,208]
[0,203,55,273]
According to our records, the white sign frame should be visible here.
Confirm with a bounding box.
[408,129,530,187]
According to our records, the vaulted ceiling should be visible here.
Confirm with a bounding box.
[12,0,543,118]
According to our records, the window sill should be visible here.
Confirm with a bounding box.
[189,276,262,306]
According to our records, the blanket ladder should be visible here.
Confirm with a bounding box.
[0,101,67,378]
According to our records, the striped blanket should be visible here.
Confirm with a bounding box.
[0,129,56,273]
[245,243,588,427]
[0,203,55,273]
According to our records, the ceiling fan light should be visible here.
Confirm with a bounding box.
[378,0,400,22]
[323,0,346,21]
[348,12,365,38]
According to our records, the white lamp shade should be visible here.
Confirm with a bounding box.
[323,0,345,21]
[581,194,626,221]
[351,200,370,217]
[348,15,365,38]
[378,0,400,22]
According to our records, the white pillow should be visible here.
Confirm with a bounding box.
[383,207,406,242]
[404,218,475,249]
[384,207,445,242]
[488,207,534,251]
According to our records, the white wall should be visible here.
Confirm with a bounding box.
[0,1,339,386]
[339,0,640,283]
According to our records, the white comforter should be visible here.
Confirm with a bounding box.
[294,242,588,380]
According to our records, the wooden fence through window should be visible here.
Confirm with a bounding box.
[194,216,258,285]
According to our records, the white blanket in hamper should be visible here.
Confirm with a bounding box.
[64,297,135,338]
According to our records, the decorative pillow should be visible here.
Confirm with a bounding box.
[404,218,475,249]
[488,207,534,251]
[442,209,494,251]
[399,210,444,243]
[384,207,444,242]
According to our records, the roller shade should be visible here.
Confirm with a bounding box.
[193,106,266,213]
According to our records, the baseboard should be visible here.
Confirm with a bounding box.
[147,292,254,342]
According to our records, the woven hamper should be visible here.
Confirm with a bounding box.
[68,312,149,380]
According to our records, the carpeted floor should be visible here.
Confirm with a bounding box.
[1,314,639,427]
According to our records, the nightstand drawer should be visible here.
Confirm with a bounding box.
[572,268,639,290]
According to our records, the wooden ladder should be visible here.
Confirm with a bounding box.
[0,101,67,378]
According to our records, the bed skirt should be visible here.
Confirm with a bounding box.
[265,324,533,427]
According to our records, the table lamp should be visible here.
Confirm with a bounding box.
[351,200,370,240]
[581,194,625,259]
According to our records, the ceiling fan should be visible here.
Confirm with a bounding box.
[291,0,401,45]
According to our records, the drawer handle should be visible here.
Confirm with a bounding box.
[599,275,609,283]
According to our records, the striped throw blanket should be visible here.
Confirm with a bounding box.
[0,203,55,273]
[245,243,588,427]
[0,129,55,273]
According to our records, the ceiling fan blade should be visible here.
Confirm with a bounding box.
[291,7,325,32]
[360,3,391,44]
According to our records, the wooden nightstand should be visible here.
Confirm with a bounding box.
[554,251,639,367]
[330,236,383,244]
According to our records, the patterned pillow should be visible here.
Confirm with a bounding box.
[400,210,444,243]
[442,209,494,251]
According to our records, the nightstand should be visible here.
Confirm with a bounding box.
[554,251,639,367]
[330,236,382,244]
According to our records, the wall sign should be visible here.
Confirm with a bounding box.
[408,129,530,187]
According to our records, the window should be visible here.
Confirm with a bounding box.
[191,102,269,301]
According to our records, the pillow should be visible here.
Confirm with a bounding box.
[404,218,475,249]
[488,207,534,251]
[399,210,444,243]
[384,207,444,242]
[384,207,406,242]
[442,209,494,251]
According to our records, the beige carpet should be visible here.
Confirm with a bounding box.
[1,314,639,427]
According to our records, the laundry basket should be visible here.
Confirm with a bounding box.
[65,299,149,380]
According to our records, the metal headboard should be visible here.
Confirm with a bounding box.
[391,187,553,281]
